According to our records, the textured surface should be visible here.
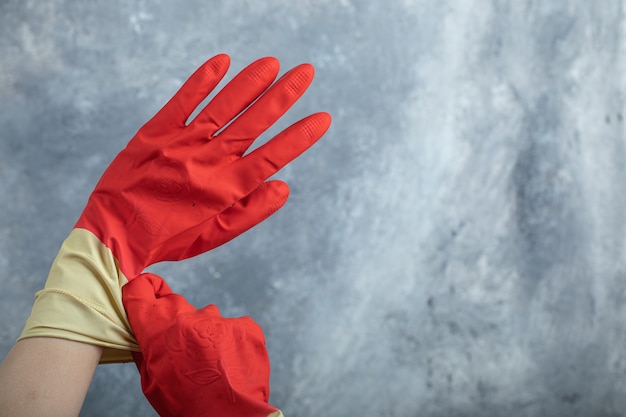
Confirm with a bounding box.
[1,1,626,416]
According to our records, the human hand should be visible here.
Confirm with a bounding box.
[76,53,331,279]
[122,273,283,417]
[18,54,330,364]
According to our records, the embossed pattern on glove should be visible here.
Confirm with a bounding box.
[123,273,281,417]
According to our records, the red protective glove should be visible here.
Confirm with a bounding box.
[18,54,329,365]
[122,273,281,417]
[76,53,331,279]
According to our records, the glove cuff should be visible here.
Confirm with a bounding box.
[18,228,139,363]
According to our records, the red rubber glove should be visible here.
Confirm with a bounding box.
[122,273,282,417]
[18,54,330,365]
[76,53,331,279]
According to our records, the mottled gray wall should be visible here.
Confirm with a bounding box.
[1,0,626,416]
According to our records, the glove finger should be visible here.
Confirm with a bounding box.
[219,112,331,199]
[190,57,280,135]
[211,63,315,158]
[123,273,196,336]
[123,272,174,302]
[179,180,290,259]
[199,303,222,316]
[148,54,231,129]
[234,315,266,343]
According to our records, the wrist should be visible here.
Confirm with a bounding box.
[18,228,138,363]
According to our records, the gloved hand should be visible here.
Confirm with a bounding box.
[76,53,331,279]
[19,54,331,363]
[122,273,283,417]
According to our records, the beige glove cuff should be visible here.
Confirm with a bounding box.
[18,228,138,364]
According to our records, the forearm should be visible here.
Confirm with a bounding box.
[0,338,102,417]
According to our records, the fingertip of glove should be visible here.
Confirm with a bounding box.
[245,56,281,86]
[272,183,290,214]
[203,53,231,78]
[123,272,172,300]
[301,112,332,143]
[256,180,290,214]
[263,56,281,71]
[297,62,315,77]
[212,53,231,63]
[264,179,290,196]
[283,63,315,98]
[317,111,332,128]
[200,304,221,316]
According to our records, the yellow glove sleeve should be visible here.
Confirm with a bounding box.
[18,228,138,363]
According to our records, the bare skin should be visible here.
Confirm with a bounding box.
[0,338,102,417]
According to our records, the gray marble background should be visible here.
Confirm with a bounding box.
[1,0,626,416]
